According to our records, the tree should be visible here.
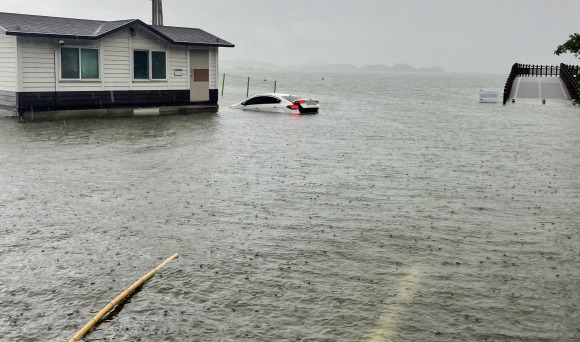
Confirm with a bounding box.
[554,33,580,58]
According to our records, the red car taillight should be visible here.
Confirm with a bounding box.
[287,99,306,110]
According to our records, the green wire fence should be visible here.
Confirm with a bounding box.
[220,73,278,98]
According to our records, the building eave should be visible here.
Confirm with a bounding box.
[175,41,235,48]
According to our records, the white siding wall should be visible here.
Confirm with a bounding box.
[101,30,131,91]
[101,28,189,91]
[0,33,17,92]
[168,45,188,90]
[130,27,170,91]
[18,25,194,93]
[55,38,102,92]
[19,37,56,92]
[19,36,102,92]
[209,46,218,89]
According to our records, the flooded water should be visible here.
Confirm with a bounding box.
[1,72,579,341]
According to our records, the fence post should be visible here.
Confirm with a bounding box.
[274,80,277,93]
[221,73,226,96]
[246,77,250,98]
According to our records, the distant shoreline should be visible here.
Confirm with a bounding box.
[221,69,445,73]
[221,61,445,73]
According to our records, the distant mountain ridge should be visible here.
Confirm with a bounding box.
[359,63,445,73]
[221,60,445,73]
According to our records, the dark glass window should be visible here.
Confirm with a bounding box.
[245,96,280,105]
[134,51,149,79]
[244,97,259,105]
[61,48,80,79]
[61,47,99,79]
[152,51,166,79]
[134,51,166,80]
[80,49,99,79]
[264,97,281,104]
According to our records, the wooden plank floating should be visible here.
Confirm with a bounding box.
[69,253,179,342]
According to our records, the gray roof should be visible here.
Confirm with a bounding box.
[152,25,230,46]
[0,12,234,47]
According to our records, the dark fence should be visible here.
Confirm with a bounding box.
[560,63,580,102]
[503,63,579,104]
[516,64,560,77]
[503,63,519,105]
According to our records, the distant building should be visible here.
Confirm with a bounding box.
[0,12,234,120]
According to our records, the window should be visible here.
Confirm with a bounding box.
[244,96,281,105]
[134,50,166,80]
[134,51,149,79]
[61,47,99,79]
[152,51,166,79]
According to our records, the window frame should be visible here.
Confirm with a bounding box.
[59,47,100,81]
[132,49,168,81]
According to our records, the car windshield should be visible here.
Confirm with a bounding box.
[282,95,301,102]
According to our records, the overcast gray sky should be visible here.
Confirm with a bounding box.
[2,0,579,73]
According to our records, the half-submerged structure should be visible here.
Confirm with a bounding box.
[0,5,234,120]
[502,63,579,105]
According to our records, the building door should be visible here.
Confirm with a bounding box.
[189,50,210,102]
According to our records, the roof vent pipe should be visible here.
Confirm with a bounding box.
[152,0,163,26]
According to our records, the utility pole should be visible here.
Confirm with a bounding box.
[152,0,163,26]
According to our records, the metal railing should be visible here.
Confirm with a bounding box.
[503,63,579,104]
[560,63,580,102]
[220,73,278,98]
[502,63,519,104]
[516,64,560,77]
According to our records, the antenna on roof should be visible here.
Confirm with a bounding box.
[152,0,163,26]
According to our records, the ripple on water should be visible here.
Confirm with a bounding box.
[0,73,579,341]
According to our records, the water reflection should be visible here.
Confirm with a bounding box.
[11,112,217,143]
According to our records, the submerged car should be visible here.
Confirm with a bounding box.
[229,93,319,114]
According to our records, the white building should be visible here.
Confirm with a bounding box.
[0,12,234,119]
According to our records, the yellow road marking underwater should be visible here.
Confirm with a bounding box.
[366,266,422,342]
